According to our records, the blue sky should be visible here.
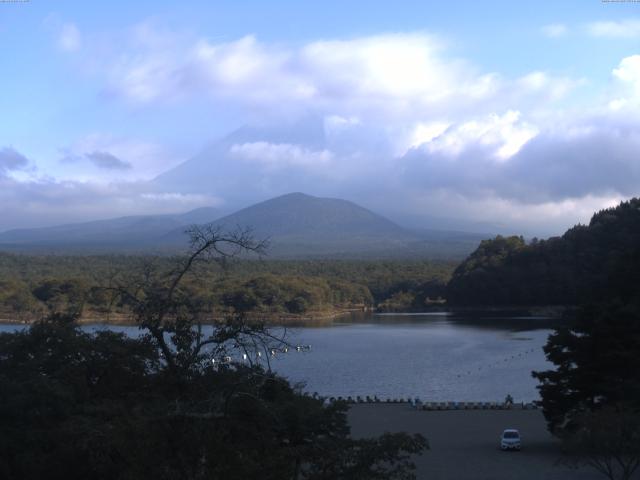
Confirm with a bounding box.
[1,0,640,233]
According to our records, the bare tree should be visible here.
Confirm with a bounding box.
[106,224,285,374]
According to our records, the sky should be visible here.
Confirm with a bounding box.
[1,0,640,235]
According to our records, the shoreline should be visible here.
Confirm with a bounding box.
[0,307,371,327]
[0,304,568,327]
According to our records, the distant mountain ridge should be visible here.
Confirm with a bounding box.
[0,207,221,250]
[0,193,486,258]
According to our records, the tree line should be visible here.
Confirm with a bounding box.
[447,198,640,306]
[0,254,454,320]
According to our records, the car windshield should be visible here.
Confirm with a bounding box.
[503,431,519,439]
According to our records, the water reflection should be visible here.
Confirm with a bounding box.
[333,310,563,332]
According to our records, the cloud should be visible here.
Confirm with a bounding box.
[586,19,640,38]
[612,55,640,95]
[0,175,221,231]
[57,134,182,181]
[100,30,576,124]
[85,151,132,170]
[516,71,580,101]
[608,55,640,111]
[400,114,640,204]
[420,110,539,160]
[503,120,640,202]
[541,23,568,38]
[58,22,82,52]
[0,147,29,175]
[44,14,82,53]
[229,142,333,169]
[11,25,640,236]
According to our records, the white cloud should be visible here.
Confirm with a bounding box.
[95,28,581,178]
[100,29,574,123]
[393,189,623,236]
[408,122,451,149]
[608,55,640,111]
[401,113,640,208]
[0,156,221,231]
[587,19,640,38]
[324,115,361,133]
[140,192,222,205]
[229,142,333,169]
[517,71,582,101]
[541,23,568,38]
[419,110,538,161]
[612,55,640,94]
[58,22,82,52]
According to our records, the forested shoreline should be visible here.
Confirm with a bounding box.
[0,254,454,323]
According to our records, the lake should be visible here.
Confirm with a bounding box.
[0,312,556,402]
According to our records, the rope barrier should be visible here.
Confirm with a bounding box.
[210,344,311,365]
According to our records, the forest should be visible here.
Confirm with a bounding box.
[447,198,640,306]
[0,254,454,322]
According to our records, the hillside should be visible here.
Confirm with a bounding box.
[0,192,485,259]
[162,193,484,258]
[446,198,640,305]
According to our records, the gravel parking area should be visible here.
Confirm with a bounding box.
[348,404,602,480]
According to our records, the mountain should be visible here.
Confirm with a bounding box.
[161,192,485,259]
[0,193,486,258]
[152,118,328,207]
[0,207,221,252]
[446,198,640,305]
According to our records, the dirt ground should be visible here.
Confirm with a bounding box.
[348,404,604,480]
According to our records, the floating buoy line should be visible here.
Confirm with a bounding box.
[452,347,540,379]
[210,344,311,365]
[206,343,542,406]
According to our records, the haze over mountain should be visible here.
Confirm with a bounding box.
[153,118,329,204]
[0,193,485,258]
[0,207,221,251]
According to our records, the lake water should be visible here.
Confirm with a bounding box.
[0,312,556,402]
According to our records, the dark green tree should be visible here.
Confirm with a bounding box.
[533,301,640,480]
[532,302,640,433]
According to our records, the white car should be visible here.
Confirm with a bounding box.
[500,429,521,451]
